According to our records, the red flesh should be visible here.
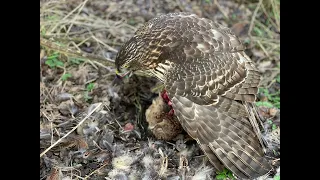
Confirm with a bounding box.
[160,90,175,115]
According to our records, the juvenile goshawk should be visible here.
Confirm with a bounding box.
[115,12,272,179]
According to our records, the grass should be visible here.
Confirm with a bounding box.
[61,73,72,81]
[249,0,280,62]
[45,52,64,68]
[267,119,278,131]
[256,87,280,109]
[274,175,280,180]
[248,0,280,109]
[83,83,95,102]
[216,168,235,180]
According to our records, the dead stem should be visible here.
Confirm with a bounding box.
[214,0,229,20]
[40,103,102,158]
[84,162,108,179]
[248,0,263,36]
[64,0,90,37]
[40,37,115,67]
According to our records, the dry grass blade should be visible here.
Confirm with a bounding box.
[40,103,102,158]
[48,0,85,34]
[248,0,280,61]
[64,0,90,36]
[248,0,263,36]
[91,35,118,53]
[84,162,108,179]
[40,0,135,68]
[214,0,229,20]
[271,0,280,29]
[40,37,115,67]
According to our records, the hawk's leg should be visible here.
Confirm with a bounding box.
[160,90,175,115]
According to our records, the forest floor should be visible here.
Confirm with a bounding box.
[40,0,280,179]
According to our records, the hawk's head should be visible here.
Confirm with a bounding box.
[115,36,146,75]
[115,21,166,78]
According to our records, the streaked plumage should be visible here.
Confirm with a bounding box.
[115,12,272,179]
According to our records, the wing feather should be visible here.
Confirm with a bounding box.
[170,95,272,179]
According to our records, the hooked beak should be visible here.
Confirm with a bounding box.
[115,68,133,79]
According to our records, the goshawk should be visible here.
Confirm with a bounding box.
[115,12,272,179]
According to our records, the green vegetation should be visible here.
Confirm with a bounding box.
[61,73,72,81]
[256,85,280,109]
[45,52,64,68]
[84,83,95,102]
[86,83,95,92]
[216,168,235,180]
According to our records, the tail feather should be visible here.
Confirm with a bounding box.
[170,94,272,179]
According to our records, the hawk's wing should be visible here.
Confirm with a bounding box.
[164,51,272,179]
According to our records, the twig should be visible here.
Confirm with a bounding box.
[41,111,54,145]
[40,37,115,67]
[272,158,280,165]
[149,0,153,14]
[214,0,229,20]
[65,0,89,37]
[260,3,278,31]
[49,1,84,34]
[251,36,280,44]
[254,20,277,38]
[175,0,185,11]
[91,35,118,53]
[256,40,270,58]
[50,122,54,145]
[271,0,280,30]
[84,162,108,179]
[40,49,45,82]
[265,69,280,88]
[40,103,102,158]
[248,0,263,36]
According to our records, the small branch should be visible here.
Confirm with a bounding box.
[214,0,229,20]
[40,37,115,67]
[248,0,263,36]
[40,103,102,158]
[64,0,90,37]
[49,1,84,33]
[84,162,108,179]
[91,35,118,53]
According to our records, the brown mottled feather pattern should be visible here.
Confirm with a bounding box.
[145,95,182,141]
[115,12,272,179]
